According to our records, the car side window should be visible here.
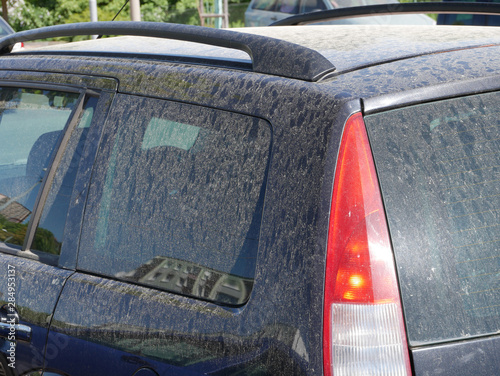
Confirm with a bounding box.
[251,0,278,11]
[301,0,327,13]
[0,87,80,250]
[78,95,271,306]
[277,0,299,14]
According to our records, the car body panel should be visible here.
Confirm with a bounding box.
[412,336,500,376]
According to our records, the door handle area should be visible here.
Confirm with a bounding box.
[0,304,32,342]
[0,322,32,342]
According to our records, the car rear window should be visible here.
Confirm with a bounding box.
[364,92,500,346]
[78,94,271,306]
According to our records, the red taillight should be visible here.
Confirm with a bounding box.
[324,113,412,376]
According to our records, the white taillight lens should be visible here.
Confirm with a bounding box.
[324,113,412,376]
[331,304,409,376]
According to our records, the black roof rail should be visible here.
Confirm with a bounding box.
[271,2,500,26]
[0,21,336,82]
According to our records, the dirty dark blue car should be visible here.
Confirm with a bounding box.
[0,4,498,376]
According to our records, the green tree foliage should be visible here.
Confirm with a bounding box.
[7,0,88,30]
[6,0,196,30]
[0,213,61,254]
[4,0,248,36]
[0,213,27,246]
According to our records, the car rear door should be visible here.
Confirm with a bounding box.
[0,71,116,375]
[364,85,500,375]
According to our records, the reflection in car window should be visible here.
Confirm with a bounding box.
[0,87,80,250]
[78,95,271,305]
[365,92,500,345]
[33,96,98,256]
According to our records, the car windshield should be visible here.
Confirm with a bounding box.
[437,0,500,26]
[0,17,13,37]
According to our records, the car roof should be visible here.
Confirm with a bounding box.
[244,25,500,73]
[23,25,500,75]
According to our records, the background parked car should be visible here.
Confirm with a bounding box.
[245,0,435,26]
[0,16,22,51]
[437,0,500,25]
